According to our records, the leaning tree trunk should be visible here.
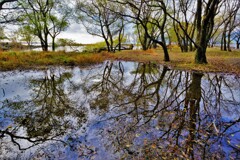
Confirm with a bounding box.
[159,27,170,62]
[42,39,48,51]
[104,38,110,52]
[162,44,170,61]
[40,40,48,52]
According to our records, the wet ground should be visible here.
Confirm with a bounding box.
[0,61,240,159]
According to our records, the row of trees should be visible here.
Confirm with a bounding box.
[0,0,70,51]
[0,0,240,64]
[76,0,240,64]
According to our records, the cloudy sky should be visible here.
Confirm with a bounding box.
[4,19,104,44]
[57,23,104,44]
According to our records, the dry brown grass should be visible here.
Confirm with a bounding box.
[110,47,240,75]
[0,48,240,75]
[0,51,111,71]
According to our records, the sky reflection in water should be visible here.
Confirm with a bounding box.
[0,61,240,159]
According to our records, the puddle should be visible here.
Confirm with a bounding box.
[0,61,240,159]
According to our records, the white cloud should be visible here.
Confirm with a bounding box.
[58,32,103,44]
[58,23,104,44]
[3,21,104,44]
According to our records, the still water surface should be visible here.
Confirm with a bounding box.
[0,61,240,159]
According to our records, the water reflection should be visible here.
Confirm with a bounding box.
[0,61,239,159]
[0,69,87,159]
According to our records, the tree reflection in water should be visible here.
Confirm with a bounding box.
[86,61,240,159]
[0,61,239,159]
[0,69,87,159]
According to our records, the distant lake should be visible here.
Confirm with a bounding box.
[0,61,240,159]
[28,46,85,52]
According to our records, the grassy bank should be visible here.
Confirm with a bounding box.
[0,51,114,70]
[0,48,240,75]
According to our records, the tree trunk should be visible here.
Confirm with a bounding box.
[195,0,219,64]
[110,36,114,52]
[43,44,48,51]
[223,34,227,51]
[159,17,170,62]
[189,42,193,51]
[160,43,170,62]
[27,41,31,50]
[118,20,124,52]
[195,1,207,63]
[237,41,240,49]
[221,25,228,51]
[40,40,46,51]
[104,38,110,52]
[221,34,223,50]
[195,46,207,64]
[183,37,188,52]
[227,31,232,51]
[118,29,122,51]
[43,35,48,51]
[52,37,55,51]
[142,32,148,51]
[118,38,121,51]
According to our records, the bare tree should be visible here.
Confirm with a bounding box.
[110,0,170,61]
[172,0,196,52]
[169,0,224,64]
[233,27,240,49]
[220,0,240,51]
[0,0,20,24]
[76,0,125,52]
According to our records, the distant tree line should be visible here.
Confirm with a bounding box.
[0,0,239,64]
